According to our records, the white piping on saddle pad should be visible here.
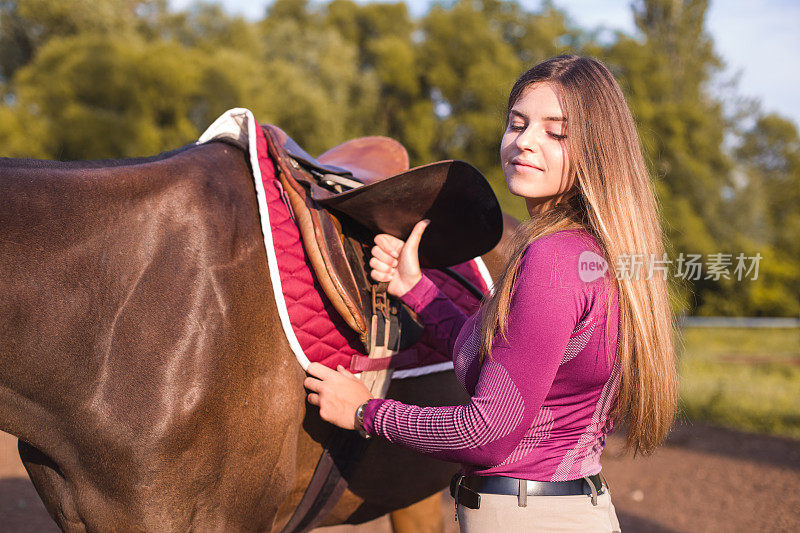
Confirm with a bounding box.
[198,108,494,379]
[198,108,309,371]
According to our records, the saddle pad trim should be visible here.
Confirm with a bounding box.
[198,108,494,379]
[199,108,309,368]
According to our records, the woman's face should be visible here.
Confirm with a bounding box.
[500,83,572,215]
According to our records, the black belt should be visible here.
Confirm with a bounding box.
[450,473,605,510]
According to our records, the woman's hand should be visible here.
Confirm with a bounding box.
[304,363,373,430]
[369,219,430,297]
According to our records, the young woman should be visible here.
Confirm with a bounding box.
[304,55,678,532]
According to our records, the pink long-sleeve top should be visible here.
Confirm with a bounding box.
[361,229,620,481]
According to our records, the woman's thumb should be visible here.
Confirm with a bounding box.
[403,219,430,257]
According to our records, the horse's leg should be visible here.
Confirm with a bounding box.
[18,441,84,532]
[389,491,444,533]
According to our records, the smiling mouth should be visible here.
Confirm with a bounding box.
[511,160,543,172]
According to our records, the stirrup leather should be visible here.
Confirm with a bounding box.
[359,284,398,398]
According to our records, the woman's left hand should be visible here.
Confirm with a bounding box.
[304,362,374,430]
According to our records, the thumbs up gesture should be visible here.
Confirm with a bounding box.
[369,219,430,297]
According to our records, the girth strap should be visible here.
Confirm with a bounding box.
[279,429,370,533]
[281,284,406,532]
[350,350,418,372]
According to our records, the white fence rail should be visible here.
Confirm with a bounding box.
[678,316,800,328]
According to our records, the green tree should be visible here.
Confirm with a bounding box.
[153,2,262,54]
[257,2,381,154]
[604,0,733,314]
[0,102,50,157]
[0,0,148,83]
[735,114,800,256]
[714,113,800,316]
[11,32,267,159]
[321,0,436,162]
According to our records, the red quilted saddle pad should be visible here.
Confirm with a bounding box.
[254,123,489,373]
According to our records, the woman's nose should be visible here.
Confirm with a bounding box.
[515,127,539,152]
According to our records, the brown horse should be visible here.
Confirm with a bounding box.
[0,140,517,532]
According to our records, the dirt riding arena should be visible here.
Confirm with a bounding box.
[2,422,798,532]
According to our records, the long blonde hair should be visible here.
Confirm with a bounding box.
[480,56,677,455]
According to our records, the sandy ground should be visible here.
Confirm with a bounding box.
[2,421,799,532]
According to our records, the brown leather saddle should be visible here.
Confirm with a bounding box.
[264,124,502,533]
[262,124,501,381]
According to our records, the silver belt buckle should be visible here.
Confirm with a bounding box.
[453,474,464,521]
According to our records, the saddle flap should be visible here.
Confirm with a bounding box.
[315,209,366,333]
[263,126,369,341]
[316,160,503,268]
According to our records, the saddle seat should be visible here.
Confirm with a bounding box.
[261,124,502,389]
[272,125,410,187]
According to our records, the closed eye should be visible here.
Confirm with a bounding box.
[548,132,567,140]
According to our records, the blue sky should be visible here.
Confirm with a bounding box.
[170,0,800,127]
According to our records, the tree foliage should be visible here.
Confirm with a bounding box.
[0,0,796,316]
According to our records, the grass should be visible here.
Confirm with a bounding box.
[677,327,800,439]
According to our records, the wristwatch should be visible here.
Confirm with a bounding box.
[354,402,371,439]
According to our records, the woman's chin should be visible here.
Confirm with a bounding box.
[506,181,549,201]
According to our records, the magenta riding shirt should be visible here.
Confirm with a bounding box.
[361,229,620,482]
